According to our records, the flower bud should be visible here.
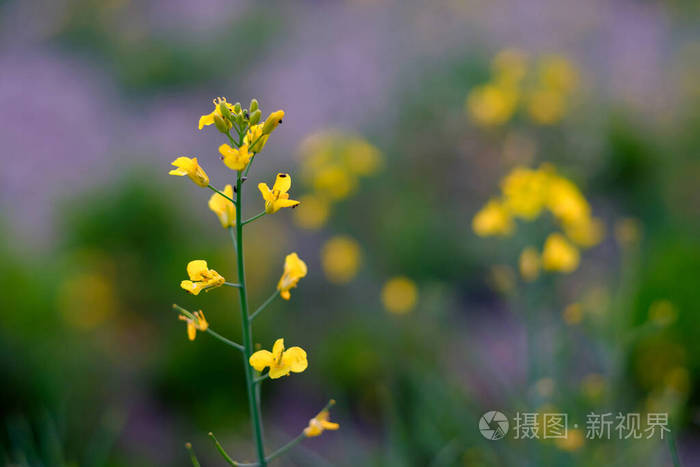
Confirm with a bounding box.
[233,102,242,114]
[214,114,230,133]
[249,109,262,125]
[262,110,285,135]
[249,98,259,113]
[218,101,232,120]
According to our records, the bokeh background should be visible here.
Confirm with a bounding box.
[1,0,699,465]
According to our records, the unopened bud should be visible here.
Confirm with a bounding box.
[218,102,231,120]
[249,109,262,125]
[233,102,242,114]
[262,110,285,135]
[249,98,259,113]
[214,114,230,133]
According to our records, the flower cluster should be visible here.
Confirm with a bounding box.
[473,164,603,277]
[295,130,383,230]
[169,97,338,466]
[466,49,580,127]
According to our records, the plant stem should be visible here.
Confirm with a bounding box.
[205,328,244,352]
[249,290,279,321]
[208,432,237,466]
[234,169,267,466]
[185,443,201,467]
[265,432,306,463]
[243,211,266,226]
[207,185,235,204]
[224,282,243,288]
[668,431,682,467]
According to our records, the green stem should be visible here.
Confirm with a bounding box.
[185,443,201,467]
[254,373,269,384]
[265,432,306,463]
[234,169,267,466]
[172,304,244,351]
[668,431,682,467]
[207,185,235,204]
[243,155,257,177]
[224,282,243,288]
[249,290,279,322]
[208,432,237,466]
[243,211,266,226]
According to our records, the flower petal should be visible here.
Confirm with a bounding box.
[272,173,292,193]
[272,338,285,360]
[249,350,274,372]
[282,346,308,373]
[258,183,273,202]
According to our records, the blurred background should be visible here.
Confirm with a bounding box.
[1,0,699,465]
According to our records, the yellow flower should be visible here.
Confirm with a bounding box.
[648,299,677,326]
[381,276,418,314]
[563,216,604,248]
[258,173,301,214]
[198,97,236,130]
[500,166,548,220]
[208,184,236,228]
[261,110,285,135]
[219,143,252,171]
[555,428,584,452]
[304,406,340,437]
[244,124,269,153]
[545,173,590,225]
[293,195,330,230]
[538,55,579,94]
[343,139,382,176]
[277,253,307,300]
[526,88,566,125]
[321,236,362,284]
[312,165,357,201]
[169,157,210,187]
[180,260,225,295]
[249,338,307,379]
[472,199,514,237]
[519,247,540,282]
[466,83,519,127]
[541,233,580,273]
[491,48,529,85]
[178,310,208,341]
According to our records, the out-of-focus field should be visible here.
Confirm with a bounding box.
[1,0,699,465]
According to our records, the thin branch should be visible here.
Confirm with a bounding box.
[242,211,266,226]
[207,185,235,204]
[173,304,244,352]
[249,290,279,321]
[224,282,243,288]
[185,443,201,467]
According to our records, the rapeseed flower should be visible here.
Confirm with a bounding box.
[500,166,548,219]
[381,276,418,314]
[179,310,209,341]
[293,195,330,230]
[519,247,540,281]
[169,157,210,187]
[261,110,285,135]
[249,338,307,379]
[466,83,519,127]
[208,184,236,228]
[321,236,362,284]
[220,143,252,171]
[277,253,307,300]
[304,404,340,437]
[245,124,269,153]
[180,260,225,295]
[472,199,514,237]
[258,173,301,214]
[541,233,580,273]
[199,97,236,131]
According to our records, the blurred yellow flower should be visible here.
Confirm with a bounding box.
[220,143,252,171]
[526,88,566,125]
[501,166,548,219]
[519,247,540,282]
[277,253,307,300]
[648,299,677,326]
[259,173,301,214]
[293,194,330,230]
[321,236,362,284]
[545,173,590,225]
[492,48,529,85]
[244,123,269,153]
[466,83,519,127]
[555,428,584,451]
[261,110,285,135]
[563,303,583,325]
[472,199,514,237]
[208,184,236,228]
[179,310,208,341]
[541,233,580,273]
[381,276,418,314]
[249,338,307,379]
[304,405,340,437]
[198,97,235,130]
[180,260,225,295]
[313,165,357,201]
[59,272,117,329]
[538,55,580,94]
[169,156,210,187]
[581,373,606,401]
[344,139,382,176]
[563,216,604,248]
